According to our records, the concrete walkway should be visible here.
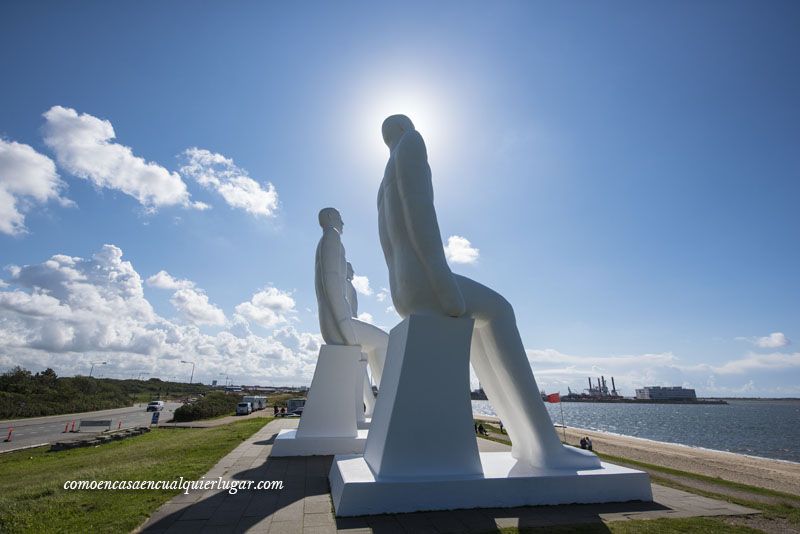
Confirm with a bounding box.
[139,418,758,533]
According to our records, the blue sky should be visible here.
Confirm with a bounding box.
[1,1,798,395]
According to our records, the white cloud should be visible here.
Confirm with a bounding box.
[0,245,320,385]
[701,352,800,375]
[351,275,372,296]
[235,286,296,328]
[42,106,201,211]
[376,287,390,302]
[444,235,480,264]
[170,288,226,326]
[0,138,71,235]
[146,271,224,326]
[357,312,374,324]
[755,332,790,349]
[180,148,278,217]
[146,270,195,290]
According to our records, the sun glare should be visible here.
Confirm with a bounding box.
[348,76,459,174]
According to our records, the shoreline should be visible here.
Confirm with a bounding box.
[473,413,800,495]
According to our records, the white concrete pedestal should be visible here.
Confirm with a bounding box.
[271,345,367,457]
[329,315,651,515]
[362,315,481,478]
[330,453,652,516]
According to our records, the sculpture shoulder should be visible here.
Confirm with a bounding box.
[395,130,428,164]
[319,229,343,256]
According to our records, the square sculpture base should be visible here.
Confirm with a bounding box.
[270,429,368,457]
[330,452,652,516]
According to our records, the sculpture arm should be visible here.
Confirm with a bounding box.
[348,284,358,317]
[395,131,465,317]
[320,234,359,345]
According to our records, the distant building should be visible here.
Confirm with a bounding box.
[635,386,697,401]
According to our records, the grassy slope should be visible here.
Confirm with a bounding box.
[0,418,269,534]
[476,426,799,533]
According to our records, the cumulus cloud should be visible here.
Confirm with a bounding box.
[357,312,374,324]
[754,332,790,349]
[180,148,278,217]
[700,352,800,375]
[234,286,296,329]
[351,275,372,296]
[42,106,203,211]
[170,288,226,326]
[0,138,71,235]
[376,288,390,302]
[0,245,320,384]
[444,235,480,264]
[146,270,195,290]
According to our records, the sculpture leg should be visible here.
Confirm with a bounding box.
[470,326,530,461]
[455,275,600,470]
[363,366,376,417]
[352,321,388,387]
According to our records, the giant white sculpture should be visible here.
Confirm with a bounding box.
[329,115,651,514]
[272,208,388,456]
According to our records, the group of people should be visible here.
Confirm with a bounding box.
[579,436,593,451]
[273,405,287,417]
[473,421,506,436]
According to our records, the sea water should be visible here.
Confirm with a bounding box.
[472,398,800,463]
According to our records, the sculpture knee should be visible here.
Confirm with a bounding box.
[487,294,515,323]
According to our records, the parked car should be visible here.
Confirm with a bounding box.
[286,398,306,415]
[243,396,267,411]
[146,401,165,412]
[236,402,253,416]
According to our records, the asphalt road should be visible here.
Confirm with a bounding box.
[0,402,183,452]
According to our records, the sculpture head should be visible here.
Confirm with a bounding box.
[318,207,343,234]
[382,114,415,149]
[346,262,354,281]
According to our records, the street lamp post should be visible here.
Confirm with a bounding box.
[181,360,196,384]
[89,361,107,377]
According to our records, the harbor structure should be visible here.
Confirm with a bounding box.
[635,386,697,401]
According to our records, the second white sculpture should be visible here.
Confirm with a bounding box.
[271,208,388,456]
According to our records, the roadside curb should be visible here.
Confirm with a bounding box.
[0,443,49,454]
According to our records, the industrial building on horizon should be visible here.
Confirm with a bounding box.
[635,386,697,401]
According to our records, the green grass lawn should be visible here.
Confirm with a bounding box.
[0,418,270,533]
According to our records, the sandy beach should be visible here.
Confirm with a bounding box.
[473,414,800,496]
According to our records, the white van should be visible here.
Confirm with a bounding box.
[146,401,165,412]
[236,402,252,416]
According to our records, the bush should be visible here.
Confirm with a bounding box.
[0,367,213,419]
[173,392,241,422]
